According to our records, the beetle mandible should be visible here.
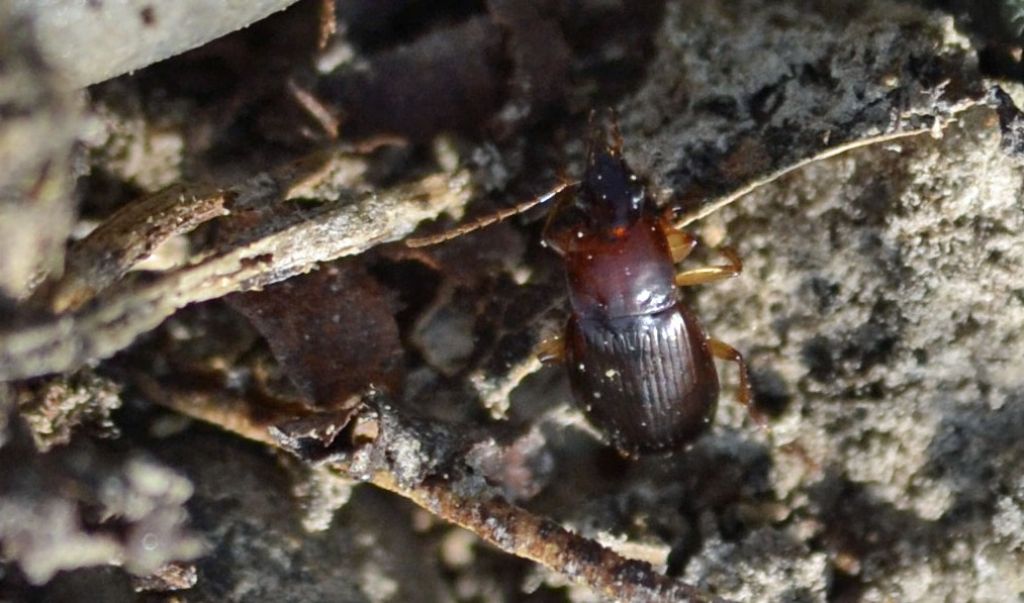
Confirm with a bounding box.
[410,111,760,457]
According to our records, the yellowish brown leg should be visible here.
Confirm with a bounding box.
[665,229,698,264]
[707,338,765,428]
[658,212,698,264]
[674,246,743,287]
[537,336,566,365]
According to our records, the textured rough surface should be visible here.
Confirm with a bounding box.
[2,0,1024,602]
[0,396,203,587]
[14,370,122,451]
[682,98,1024,603]
[9,0,302,88]
[590,3,1024,600]
[0,5,76,303]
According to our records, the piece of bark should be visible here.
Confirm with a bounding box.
[0,168,471,381]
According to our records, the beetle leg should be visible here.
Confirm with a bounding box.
[657,210,698,264]
[707,338,766,428]
[666,228,698,264]
[537,335,566,365]
[674,246,743,287]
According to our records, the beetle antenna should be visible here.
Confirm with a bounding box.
[674,127,934,227]
[406,180,579,247]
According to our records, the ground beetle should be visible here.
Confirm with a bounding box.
[410,112,758,456]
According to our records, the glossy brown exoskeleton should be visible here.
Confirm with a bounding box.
[540,116,755,456]
[408,112,757,457]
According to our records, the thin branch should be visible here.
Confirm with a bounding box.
[288,79,340,139]
[317,0,338,51]
[51,183,231,313]
[50,147,372,313]
[370,471,725,603]
[143,379,731,603]
[0,169,471,381]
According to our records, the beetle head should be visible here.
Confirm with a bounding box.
[543,110,657,255]
[577,110,649,234]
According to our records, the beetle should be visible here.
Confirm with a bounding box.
[537,116,757,456]
[410,112,760,456]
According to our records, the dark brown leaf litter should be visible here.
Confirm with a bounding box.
[317,0,572,141]
[227,258,405,410]
[3,0,1024,601]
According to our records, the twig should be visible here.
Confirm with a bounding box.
[318,0,338,51]
[51,183,232,313]
[142,378,730,603]
[0,169,471,381]
[288,79,340,139]
[50,147,372,313]
[370,472,724,603]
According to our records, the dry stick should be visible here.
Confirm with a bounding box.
[51,146,365,314]
[0,170,471,381]
[147,382,729,603]
[288,79,340,139]
[51,183,232,313]
[371,473,726,603]
[317,0,338,50]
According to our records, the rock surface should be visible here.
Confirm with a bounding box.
[9,0,301,88]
